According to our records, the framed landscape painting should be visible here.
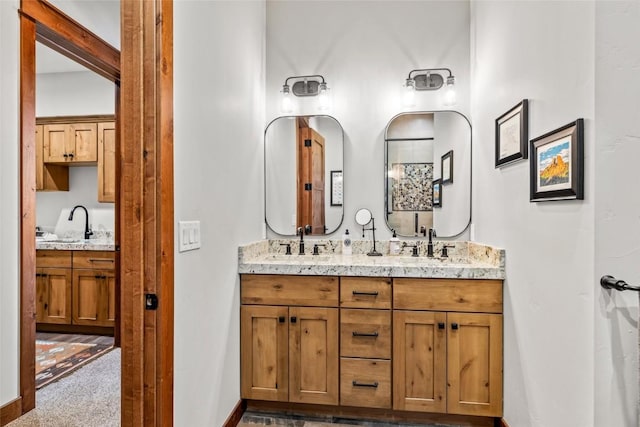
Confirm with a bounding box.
[432,179,442,207]
[529,119,584,202]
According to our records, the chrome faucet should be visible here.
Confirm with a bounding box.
[68,205,93,240]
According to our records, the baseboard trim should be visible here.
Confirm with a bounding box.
[1,397,23,427]
[501,419,510,427]
[223,399,247,427]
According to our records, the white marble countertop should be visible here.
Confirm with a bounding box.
[238,239,505,280]
[36,239,115,251]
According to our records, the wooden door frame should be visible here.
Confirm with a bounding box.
[12,1,174,425]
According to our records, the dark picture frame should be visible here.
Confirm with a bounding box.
[330,170,343,206]
[441,150,453,184]
[432,178,442,207]
[529,119,584,202]
[495,99,528,167]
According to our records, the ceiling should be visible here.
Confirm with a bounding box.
[37,0,119,74]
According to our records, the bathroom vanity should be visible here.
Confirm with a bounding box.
[238,240,505,425]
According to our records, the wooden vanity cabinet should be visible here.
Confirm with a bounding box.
[36,251,72,324]
[339,277,392,409]
[393,278,503,417]
[241,275,339,406]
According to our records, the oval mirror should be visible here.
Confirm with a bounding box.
[265,115,344,235]
[384,111,471,238]
[355,208,372,226]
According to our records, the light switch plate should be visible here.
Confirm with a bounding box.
[179,220,201,252]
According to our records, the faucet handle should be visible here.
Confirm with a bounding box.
[312,244,326,255]
[441,244,455,258]
[279,243,292,255]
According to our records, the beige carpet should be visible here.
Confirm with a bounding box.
[8,348,120,427]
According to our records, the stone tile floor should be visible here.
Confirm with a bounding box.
[238,412,453,427]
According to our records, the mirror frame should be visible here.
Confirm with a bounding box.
[383,110,472,239]
[264,114,345,236]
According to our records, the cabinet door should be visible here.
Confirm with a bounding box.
[241,305,289,401]
[97,122,116,202]
[68,123,97,162]
[289,307,338,405]
[37,268,72,324]
[43,124,68,163]
[72,269,114,327]
[393,310,447,413]
[447,313,503,417]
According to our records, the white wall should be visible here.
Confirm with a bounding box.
[0,0,19,407]
[594,2,640,426]
[471,1,595,426]
[35,70,115,230]
[173,0,265,425]
[266,0,470,240]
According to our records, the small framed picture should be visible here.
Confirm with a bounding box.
[330,170,343,206]
[530,119,584,202]
[432,179,442,207]
[496,99,528,167]
[441,150,453,184]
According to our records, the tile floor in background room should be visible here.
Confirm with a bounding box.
[238,412,453,426]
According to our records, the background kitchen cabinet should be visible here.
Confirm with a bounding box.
[97,121,116,202]
[35,251,72,325]
[43,122,97,164]
[35,124,69,191]
[72,269,115,327]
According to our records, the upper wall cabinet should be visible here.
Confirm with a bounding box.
[265,115,344,236]
[43,122,98,164]
[384,111,471,238]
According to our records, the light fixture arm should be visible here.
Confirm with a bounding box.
[284,74,326,87]
[407,68,453,80]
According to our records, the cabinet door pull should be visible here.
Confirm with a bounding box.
[63,153,69,158]
[278,316,285,323]
[89,258,114,263]
[451,323,459,330]
[438,322,445,330]
[352,380,378,388]
[95,275,101,279]
[290,316,297,323]
[352,290,378,296]
[68,153,74,159]
[44,303,48,310]
[352,331,379,338]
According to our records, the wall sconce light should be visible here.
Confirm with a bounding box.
[281,74,331,113]
[403,68,456,107]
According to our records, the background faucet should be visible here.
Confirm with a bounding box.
[68,205,93,240]
[427,228,436,257]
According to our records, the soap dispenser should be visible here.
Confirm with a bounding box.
[389,229,401,255]
[342,229,352,255]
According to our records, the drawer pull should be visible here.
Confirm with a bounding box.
[88,258,114,263]
[352,380,378,388]
[352,290,378,296]
[352,331,379,338]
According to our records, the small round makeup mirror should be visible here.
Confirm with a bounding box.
[355,208,373,226]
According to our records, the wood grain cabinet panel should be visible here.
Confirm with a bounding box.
[240,305,289,402]
[36,124,69,191]
[393,310,447,413]
[36,267,72,325]
[97,121,116,202]
[447,312,503,417]
[340,309,391,359]
[241,274,338,307]
[43,123,97,164]
[340,358,391,409]
[340,277,391,309]
[289,307,339,405]
[72,269,115,327]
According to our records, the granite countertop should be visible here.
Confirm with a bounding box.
[238,239,505,280]
[36,238,115,251]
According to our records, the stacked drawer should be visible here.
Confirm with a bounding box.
[339,277,392,408]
